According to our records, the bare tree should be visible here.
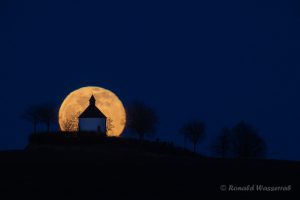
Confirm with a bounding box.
[60,112,79,132]
[126,102,158,140]
[212,127,232,158]
[181,120,205,153]
[106,117,114,134]
[231,121,267,158]
[37,104,58,133]
[21,106,41,133]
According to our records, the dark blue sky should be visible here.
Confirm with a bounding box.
[1,0,300,160]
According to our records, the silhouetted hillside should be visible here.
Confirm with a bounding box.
[0,132,298,198]
[26,132,198,159]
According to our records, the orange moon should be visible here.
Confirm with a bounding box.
[58,86,126,136]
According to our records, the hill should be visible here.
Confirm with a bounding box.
[0,133,298,198]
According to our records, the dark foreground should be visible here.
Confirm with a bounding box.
[0,147,299,199]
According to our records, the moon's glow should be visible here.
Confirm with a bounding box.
[59,86,126,136]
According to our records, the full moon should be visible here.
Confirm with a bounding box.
[59,86,126,136]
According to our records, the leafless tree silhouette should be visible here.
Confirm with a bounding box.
[126,102,158,140]
[21,105,41,133]
[106,117,114,134]
[37,104,58,133]
[181,120,205,153]
[212,127,232,158]
[60,112,80,132]
[231,121,267,158]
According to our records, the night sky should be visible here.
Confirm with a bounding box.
[1,0,300,160]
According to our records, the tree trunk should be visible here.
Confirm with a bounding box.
[222,144,225,158]
[47,121,50,133]
[140,134,144,141]
[33,121,37,134]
